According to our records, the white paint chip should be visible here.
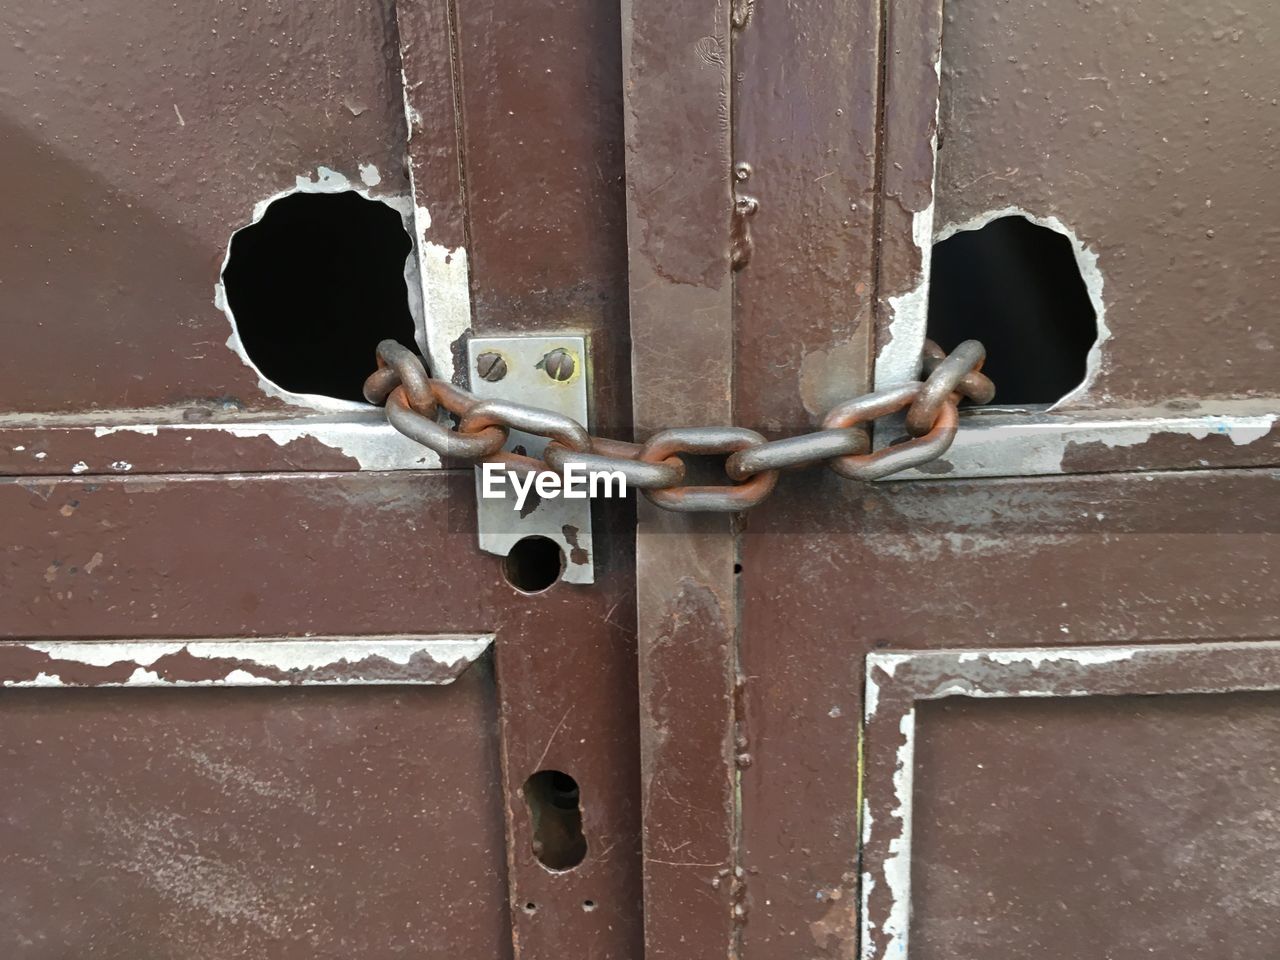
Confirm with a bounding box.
[7,636,493,688]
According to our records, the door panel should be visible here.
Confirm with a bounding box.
[911,691,1280,959]
[2,674,510,959]
[863,641,1280,960]
[1,472,643,958]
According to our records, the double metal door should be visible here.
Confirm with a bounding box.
[2,0,1278,958]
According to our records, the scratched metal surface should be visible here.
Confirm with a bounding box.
[1,671,511,959]
[929,0,1279,409]
[0,471,643,959]
[912,692,1280,958]
[0,0,411,416]
[622,0,742,957]
[730,467,1278,955]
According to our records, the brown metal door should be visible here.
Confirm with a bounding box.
[1,0,642,957]
[622,1,1280,959]
[4,0,1280,958]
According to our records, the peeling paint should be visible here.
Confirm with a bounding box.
[216,421,441,470]
[95,425,159,437]
[891,407,1277,480]
[876,50,944,392]
[26,637,487,670]
[878,204,1109,410]
[410,206,472,385]
[799,331,870,417]
[4,636,493,688]
[957,647,1137,668]
[862,641,1280,959]
[880,709,916,960]
[82,417,444,471]
[934,206,1109,408]
[213,166,424,413]
[878,206,935,391]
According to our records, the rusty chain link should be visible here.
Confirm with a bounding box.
[363,337,994,512]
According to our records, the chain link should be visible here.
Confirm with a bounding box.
[363,337,995,512]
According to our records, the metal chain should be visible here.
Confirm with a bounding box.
[363,338,995,512]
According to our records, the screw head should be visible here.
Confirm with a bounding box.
[542,348,576,382]
[475,351,507,382]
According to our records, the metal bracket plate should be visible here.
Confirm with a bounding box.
[467,335,593,584]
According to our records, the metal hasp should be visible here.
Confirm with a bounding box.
[467,335,593,584]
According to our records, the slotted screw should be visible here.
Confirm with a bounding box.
[542,348,576,382]
[475,351,507,382]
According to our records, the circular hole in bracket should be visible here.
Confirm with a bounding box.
[503,536,564,594]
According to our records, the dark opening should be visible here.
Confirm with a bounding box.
[926,215,1097,405]
[221,191,416,402]
[503,536,564,594]
[523,770,588,871]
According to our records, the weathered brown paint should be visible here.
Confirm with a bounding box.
[730,0,880,430]
[1,471,642,958]
[933,0,1280,408]
[622,0,742,956]
[872,0,946,377]
[911,691,1280,959]
[2,668,511,959]
[729,466,1278,955]
[4,0,1280,956]
[0,0,411,415]
[863,641,1280,959]
[0,424,364,477]
[729,0,884,955]
[437,0,645,952]
[0,636,489,687]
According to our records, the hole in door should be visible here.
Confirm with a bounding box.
[926,214,1098,404]
[522,770,588,871]
[221,190,417,403]
[503,536,564,594]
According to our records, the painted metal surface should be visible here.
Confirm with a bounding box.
[468,336,594,583]
[2,666,512,959]
[622,1,742,956]
[874,0,1280,416]
[863,641,1280,960]
[1,470,643,958]
[4,0,1280,957]
[0,0,413,416]
[933,0,1280,410]
[731,466,1279,956]
[435,0,645,952]
[4,0,644,954]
